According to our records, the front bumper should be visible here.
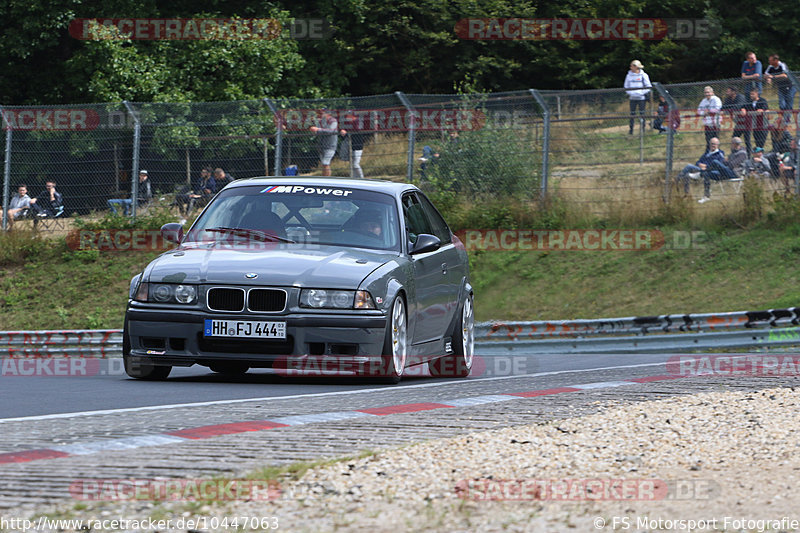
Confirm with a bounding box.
[125,307,387,368]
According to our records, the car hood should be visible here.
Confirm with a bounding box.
[145,243,398,289]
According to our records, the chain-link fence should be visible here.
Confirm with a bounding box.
[2,80,799,230]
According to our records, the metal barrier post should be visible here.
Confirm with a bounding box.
[1,107,10,231]
[263,98,282,176]
[529,89,550,199]
[123,101,141,219]
[655,83,676,204]
[395,91,416,183]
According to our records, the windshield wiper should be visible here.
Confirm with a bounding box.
[205,227,295,243]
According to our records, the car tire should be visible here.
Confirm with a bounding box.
[208,363,249,375]
[380,295,408,384]
[429,292,474,378]
[122,317,172,380]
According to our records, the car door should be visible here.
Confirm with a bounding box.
[416,192,463,332]
[402,192,451,345]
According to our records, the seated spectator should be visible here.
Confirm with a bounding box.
[0,184,33,228]
[743,147,771,178]
[213,167,234,189]
[676,138,726,203]
[30,180,64,218]
[175,167,215,216]
[108,170,152,216]
[778,139,798,192]
[770,123,793,154]
[699,137,749,201]
[652,94,669,133]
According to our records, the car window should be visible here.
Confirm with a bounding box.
[417,192,452,244]
[402,193,433,245]
[187,184,401,251]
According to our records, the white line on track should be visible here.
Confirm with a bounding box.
[0,360,683,423]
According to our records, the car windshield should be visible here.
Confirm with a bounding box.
[186,184,401,252]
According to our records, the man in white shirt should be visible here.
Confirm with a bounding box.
[697,86,722,145]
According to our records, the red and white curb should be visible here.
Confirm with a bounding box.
[0,375,683,465]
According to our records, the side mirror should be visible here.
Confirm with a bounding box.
[410,233,441,255]
[161,222,184,244]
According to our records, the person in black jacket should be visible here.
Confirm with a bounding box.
[31,180,64,217]
[747,89,769,151]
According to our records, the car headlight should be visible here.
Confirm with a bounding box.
[134,282,197,304]
[300,289,376,309]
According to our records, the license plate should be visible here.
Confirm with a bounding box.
[204,319,286,339]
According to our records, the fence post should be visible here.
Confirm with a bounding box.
[529,89,550,200]
[654,83,676,204]
[395,91,416,183]
[263,98,282,176]
[1,106,10,231]
[786,71,800,195]
[123,101,141,219]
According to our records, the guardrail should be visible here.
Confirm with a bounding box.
[1,308,799,358]
[476,308,800,354]
[0,330,122,357]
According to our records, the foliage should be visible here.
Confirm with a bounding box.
[3,0,800,104]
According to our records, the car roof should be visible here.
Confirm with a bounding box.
[227,176,418,196]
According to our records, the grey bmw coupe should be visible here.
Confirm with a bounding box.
[124,177,474,383]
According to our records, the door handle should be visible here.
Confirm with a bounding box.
[441,262,448,274]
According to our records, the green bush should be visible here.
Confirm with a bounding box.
[0,231,49,267]
[423,126,540,198]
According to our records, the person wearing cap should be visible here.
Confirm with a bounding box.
[309,109,338,176]
[624,59,651,135]
[107,170,152,216]
[744,146,771,178]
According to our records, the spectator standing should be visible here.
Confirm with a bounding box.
[747,89,769,151]
[108,170,152,216]
[722,86,750,152]
[764,54,795,118]
[1,184,32,228]
[697,86,722,144]
[31,181,63,217]
[339,115,369,178]
[676,137,726,203]
[309,109,339,176]
[741,51,763,94]
[624,59,651,135]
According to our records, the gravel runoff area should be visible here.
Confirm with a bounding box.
[6,385,800,533]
